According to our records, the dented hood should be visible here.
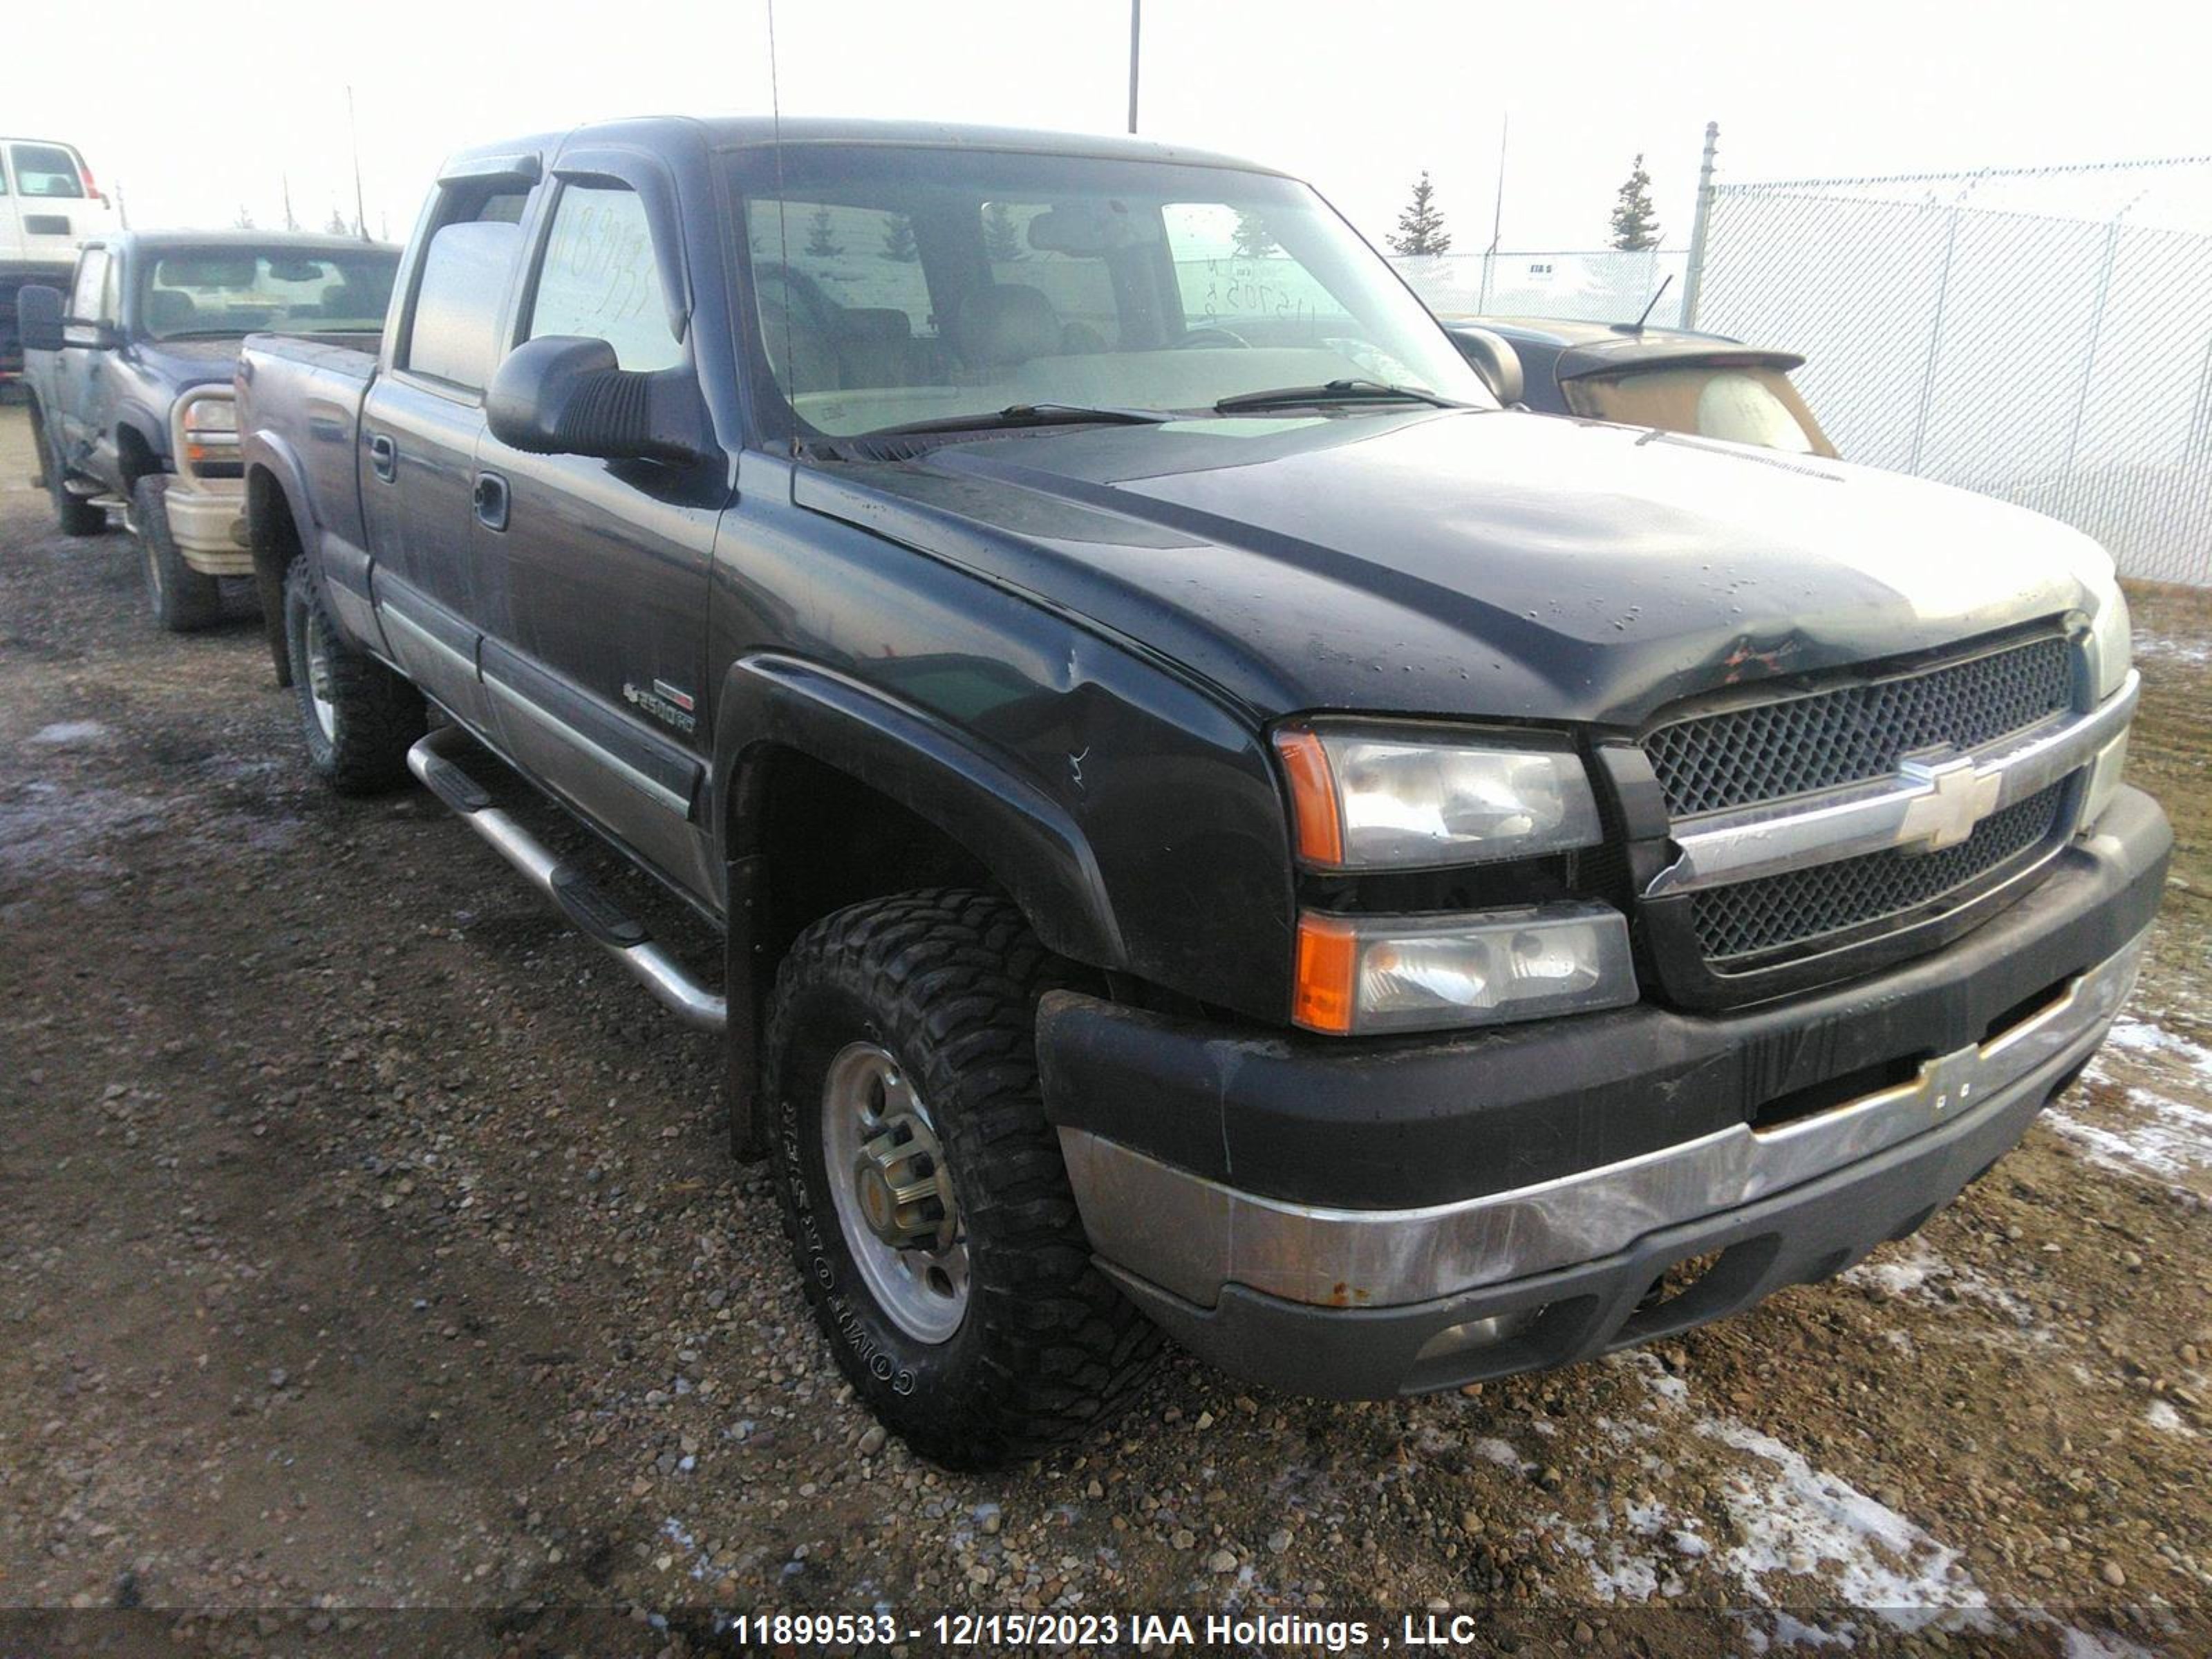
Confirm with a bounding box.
[795,406,2113,729]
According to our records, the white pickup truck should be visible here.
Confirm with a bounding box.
[1,137,115,381]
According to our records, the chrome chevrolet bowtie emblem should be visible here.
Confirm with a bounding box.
[1896,753,2003,852]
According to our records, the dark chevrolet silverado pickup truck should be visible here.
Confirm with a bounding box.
[236,117,2167,1468]
[19,230,397,629]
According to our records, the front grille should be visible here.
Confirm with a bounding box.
[1689,781,2068,964]
[1644,636,2073,818]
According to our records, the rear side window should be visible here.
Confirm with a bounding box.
[11,143,85,199]
[526,185,682,371]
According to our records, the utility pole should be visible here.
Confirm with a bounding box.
[1680,120,1720,329]
[282,174,298,232]
[1126,0,1141,134]
[1479,113,1508,312]
[347,84,370,242]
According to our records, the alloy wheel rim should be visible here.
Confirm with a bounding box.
[303,621,338,742]
[820,1040,968,1344]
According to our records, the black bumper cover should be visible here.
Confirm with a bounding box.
[1038,787,2170,1210]
[1036,787,2171,1398]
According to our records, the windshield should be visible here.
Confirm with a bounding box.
[137,246,400,341]
[727,144,1493,440]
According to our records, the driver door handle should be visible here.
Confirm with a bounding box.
[474,470,509,532]
[368,433,397,482]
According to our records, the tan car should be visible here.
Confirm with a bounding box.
[1443,314,1837,457]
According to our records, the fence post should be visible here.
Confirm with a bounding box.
[1907,203,1963,474]
[1680,120,1719,328]
[2059,217,2124,524]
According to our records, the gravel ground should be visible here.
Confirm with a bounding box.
[3,399,2210,1657]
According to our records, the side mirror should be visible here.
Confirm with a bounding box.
[485,335,712,465]
[16,285,68,354]
[1451,326,1525,406]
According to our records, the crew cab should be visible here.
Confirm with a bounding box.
[19,231,397,629]
[236,118,2166,1468]
[1443,314,1837,456]
[1,137,115,381]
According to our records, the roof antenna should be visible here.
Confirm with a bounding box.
[1627,272,1674,336]
[767,0,796,457]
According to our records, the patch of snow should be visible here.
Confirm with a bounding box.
[2101,1016,2212,1078]
[1843,1239,2043,1333]
[29,720,106,745]
[1699,1416,1987,1618]
[2049,1085,2212,1187]
[1471,1436,1531,1473]
[1562,1356,1990,1627]
[2144,1399,2194,1436]
[2133,630,2212,668]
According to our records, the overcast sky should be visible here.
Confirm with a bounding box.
[14,0,2209,253]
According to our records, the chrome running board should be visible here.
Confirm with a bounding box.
[406,725,727,1033]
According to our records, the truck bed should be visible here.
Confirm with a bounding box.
[236,332,380,565]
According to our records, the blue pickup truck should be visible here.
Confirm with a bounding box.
[234,116,2162,1467]
[19,230,396,629]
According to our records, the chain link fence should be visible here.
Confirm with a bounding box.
[1391,249,1687,328]
[1692,158,2212,585]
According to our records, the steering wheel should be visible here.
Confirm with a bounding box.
[1174,326,1250,349]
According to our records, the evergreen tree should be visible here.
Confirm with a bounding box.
[326,207,350,236]
[1609,154,1662,250]
[232,205,256,230]
[982,201,1025,263]
[1385,172,1451,256]
[803,205,843,259]
[879,212,919,263]
[1231,209,1278,260]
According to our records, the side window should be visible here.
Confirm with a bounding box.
[10,143,85,199]
[526,185,682,371]
[69,250,109,319]
[402,191,528,393]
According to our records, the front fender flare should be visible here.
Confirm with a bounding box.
[711,651,1127,971]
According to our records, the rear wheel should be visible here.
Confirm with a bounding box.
[766,890,1159,1468]
[133,476,222,632]
[30,402,104,537]
[283,556,424,794]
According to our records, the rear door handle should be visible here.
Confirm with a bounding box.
[368,433,396,482]
[474,470,509,532]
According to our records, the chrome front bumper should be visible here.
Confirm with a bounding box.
[1061,926,2146,1317]
[164,478,250,572]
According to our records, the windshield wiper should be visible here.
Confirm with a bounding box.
[863,403,1170,439]
[1213,379,1463,413]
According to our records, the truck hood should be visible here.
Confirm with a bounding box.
[128,336,249,394]
[794,406,2115,728]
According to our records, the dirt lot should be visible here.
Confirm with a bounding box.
[3,397,2209,1657]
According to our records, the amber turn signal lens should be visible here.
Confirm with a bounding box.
[1273,728,1345,867]
[1292,912,1359,1035]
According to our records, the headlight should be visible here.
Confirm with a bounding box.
[182,396,238,435]
[1293,901,1637,1035]
[182,393,238,467]
[1273,724,1604,869]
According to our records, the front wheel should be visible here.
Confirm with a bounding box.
[766,890,1160,1468]
[283,556,424,794]
[133,476,222,632]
